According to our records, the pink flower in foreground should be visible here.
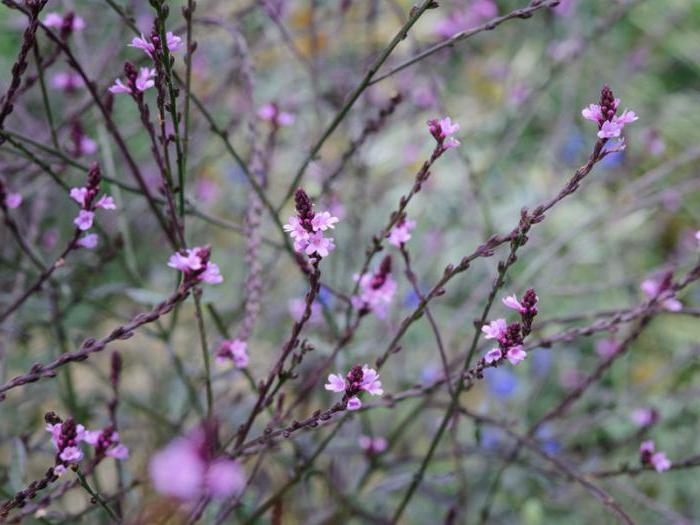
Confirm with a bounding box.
[4,192,22,209]
[167,246,223,285]
[149,430,244,501]
[77,233,99,249]
[506,346,527,366]
[59,446,83,463]
[359,435,388,454]
[215,339,248,368]
[484,348,502,364]
[325,364,384,411]
[74,210,95,231]
[581,85,637,139]
[428,116,460,150]
[286,189,339,259]
[388,219,416,247]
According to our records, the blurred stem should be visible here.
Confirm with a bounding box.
[194,289,213,419]
[32,43,58,149]
[74,468,119,523]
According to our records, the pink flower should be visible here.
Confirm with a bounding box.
[44,12,85,31]
[135,67,156,92]
[74,210,95,231]
[640,278,682,311]
[128,34,155,56]
[4,192,22,209]
[283,216,309,241]
[582,86,637,139]
[502,294,525,313]
[108,78,132,94]
[428,116,460,139]
[216,339,248,368]
[651,452,671,472]
[258,103,294,126]
[581,104,603,122]
[506,346,527,365]
[598,119,624,139]
[165,32,184,52]
[360,365,383,395]
[630,408,657,427]
[640,440,655,455]
[53,465,67,476]
[443,137,460,149]
[107,444,130,460]
[484,348,502,364]
[311,211,339,232]
[204,459,245,498]
[95,195,116,210]
[200,262,224,284]
[388,219,416,247]
[77,233,99,249]
[59,446,83,464]
[359,435,388,454]
[70,187,89,207]
[347,397,362,410]
[353,268,397,319]
[596,338,620,359]
[324,373,346,393]
[481,319,507,341]
[305,230,335,257]
[168,250,203,272]
[78,136,97,156]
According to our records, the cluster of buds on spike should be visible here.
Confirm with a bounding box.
[481,289,539,366]
[325,364,384,410]
[427,116,460,152]
[351,255,397,318]
[283,188,339,259]
[581,85,637,140]
[68,164,116,248]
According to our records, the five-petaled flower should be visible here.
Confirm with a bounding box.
[167,246,224,285]
[128,32,183,57]
[325,364,384,410]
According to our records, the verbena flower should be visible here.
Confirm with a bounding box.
[482,290,539,367]
[351,255,396,318]
[325,364,384,410]
[639,440,671,472]
[284,188,338,259]
[358,435,388,454]
[167,246,224,285]
[109,67,156,94]
[128,32,183,57]
[4,192,22,209]
[427,116,460,150]
[215,339,249,368]
[581,85,637,139]
[388,218,416,247]
[641,277,682,311]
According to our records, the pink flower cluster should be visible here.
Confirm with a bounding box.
[640,276,682,311]
[581,85,637,139]
[284,188,339,258]
[639,440,671,473]
[325,364,384,410]
[149,428,244,501]
[167,246,224,285]
[129,31,183,58]
[46,417,128,476]
[109,67,156,95]
[427,117,460,150]
[69,166,116,248]
[388,218,416,247]
[481,289,539,366]
[351,255,396,319]
[258,103,295,127]
[215,339,249,368]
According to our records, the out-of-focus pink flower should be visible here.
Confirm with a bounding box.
[640,440,655,455]
[50,72,82,91]
[168,250,203,272]
[4,192,22,209]
[481,319,507,341]
[107,444,130,460]
[200,262,223,284]
[77,233,99,249]
[651,452,671,472]
[59,446,83,463]
[150,432,245,501]
[359,435,388,454]
[596,338,620,359]
[44,12,85,31]
[352,266,397,319]
[388,219,416,247]
[258,103,295,126]
[215,339,248,368]
[630,408,657,428]
[347,397,362,410]
[506,346,527,366]
[74,210,95,231]
[640,278,682,311]
[95,195,116,210]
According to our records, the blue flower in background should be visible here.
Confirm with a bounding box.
[403,289,421,310]
[318,286,334,308]
[535,424,561,455]
[480,426,506,450]
[559,130,585,164]
[531,349,552,378]
[485,367,519,398]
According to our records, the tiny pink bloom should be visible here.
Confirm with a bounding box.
[107,444,130,460]
[640,440,655,454]
[651,452,671,472]
[359,435,387,453]
[257,104,276,120]
[204,459,245,498]
[438,117,460,137]
[283,216,310,241]
[311,211,339,232]
[443,137,460,149]
[166,32,184,52]
[46,423,63,448]
[305,231,335,258]
[325,374,346,393]
[70,187,89,207]
[79,136,97,155]
[596,338,620,358]
[598,119,622,139]
[51,72,82,91]
[95,195,116,210]
[630,408,656,427]
[74,210,95,231]
[53,465,67,476]
[5,192,22,209]
[484,348,502,364]
[43,12,64,27]
[481,319,507,340]
[581,104,602,122]
[347,396,362,410]
[128,34,155,56]
[388,219,416,247]
[168,250,202,272]
[217,339,249,368]
[200,262,224,284]
[83,430,102,445]
[109,79,131,94]
[135,67,156,92]
[77,234,98,248]
[360,365,383,396]
[502,294,525,312]
[277,111,295,126]
[616,110,638,125]
[60,446,83,463]
[506,346,527,365]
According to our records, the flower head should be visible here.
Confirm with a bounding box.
[77,233,99,249]
[481,318,507,341]
[167,246,223,285]
[325,365,384,410]
[285,188,339,259]
[388,219,416,247]
[427,116,460,150]
[352,256,396,318]
[215,339,249,368]
[581,85,637,139]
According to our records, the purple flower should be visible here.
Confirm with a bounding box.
[358,435,388,454]
[59,446,83,463]
[77,233,99,249]
[95,195,116,210]
[258,103,295,126]
[107,444,130,460]
[305,231,335,257]
[506,346,527,366]
[325,365,384,410]
[167,246,224,285]
[285,189,339,259]
[69,187,89,207]
[581,85,637,139]
[641,278,682,311]
[324,374,346,393]
[4,192,22,209]
[630,408,658,428]
[215,339,248,368]
[44,12,85,32]
[200,262,224,284]
[481,319,507,341]
[74,210,95,231]
[651,452,671,472]
[109,67,155,94]
[502,294,525,313]
[484,348,502,364]
[51,72,83,92]
[311,211,339,232]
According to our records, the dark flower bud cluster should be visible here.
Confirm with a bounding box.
[294,187,316,234]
